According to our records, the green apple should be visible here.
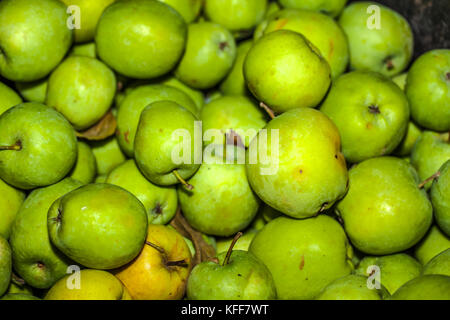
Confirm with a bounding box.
[45,269,131,300]
[260,204,282,223]
[414,225,450,265]
[316,274,390,300]
[394,122,422,157]
[392,72,407,90]
[0,82,22,115]
[69,42,97,58]
[390,275,450,300]
[46,56,116,130]
[178,149,260,237]
[249,215,353,300]
[0,236,12,297]
[200,95,268,147]
[1,293,41,300]
[61,0,116,43]
[338,2,413,77]
[14,79,47,104]
[0,0,73,81]
[158,0,202,23]
[0,103,78,190]
[0,178,25,239]
[278,0,347,17]
[320,71,410,163]
[336,157,433,255]
[246,108,348,218]
[204,0,267,37]
[69,141,97,184]
[254,9,349,79]
[95,175,107,183]
[187,250,276,300]
[106,160,178,225]
[410,131,450,189]
[431,160,450,236]
[355,253,422,294]
[423,249,450,276]
[90,136,127,176]
[160,76,204,111]
[175,22,236,90]
[48,183,148,269]
[116,84,198,156]
[216,230,259,254]
[95,0,187,79]
[10,178,83,289]
[219,40,253,96]
[244,30,331,113]
[405,49,450,131]
[134,101,200,186]
[6,280,33,296]
[265,1,281,17]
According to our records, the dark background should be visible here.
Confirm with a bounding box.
[350,0,450,58]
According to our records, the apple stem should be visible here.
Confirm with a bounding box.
[145,240,165,254]
[222,232,243,266]
[166,259,189,268]
[259,102,275,120]
[418,171,441,189]
[0,144,21,151]
[173,170,194,190]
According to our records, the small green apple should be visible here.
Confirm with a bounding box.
[0,178,25,239]
[336,157,433,255]
[0,82,22,116]
[431,160,450,236]
[249,215,353,300]
[338,1,413,77]
[389,275,450,300]
[90,136,127,176]
[422,249,450,276]
[0,103,78,190]
[392,72,407,90]
[0,236,12,297]
[69,42,97,58]
[160,76,204,111]
[69,141,97,184]
[0,0,73,81]
[278,0,347,18]
[244,30,331,113]
[158,0,202,23]
[414,225,450,265]
[394,122,422,157]
[14,79,47,104]
[95,0,187,79]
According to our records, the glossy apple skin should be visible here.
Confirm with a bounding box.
[316,275,390,300]
[0,103,78,190]
[320,71,410,163]
[246,108,348,219]
[0,178,25,239]
[69,141,97,184]
[95,0,187,79]
[355,253,422,294]
[414,225,450,265]
[389,275,450,300]
[175,22,236,90]
[431,161,450,236]
[249,215,353,300]
[115,224,192,300]
[46,56,116,130]
[48,183,148,270]
[0,0,73,82]
[90,137,127,176]
[244,30,331,113]
[45,270,132,300]
[255,9,349,79]
[339,2,413,77]
[336,157,433,255]
[405,49,450,132]
[0,82,22,116]
[187,250,277,300]
[279,0,348,18]
[10,178,83,289]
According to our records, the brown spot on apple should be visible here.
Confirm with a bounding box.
[124,130,130,143]
[275,18,288,30]
[299,255,305,270]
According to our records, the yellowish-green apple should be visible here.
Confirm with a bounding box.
[244,30,331,113]
[0,103,78,190]
[278,0,347,17]
[392,72,407,90]
[0,0,73,81]
[10,178,83,289]
[90,136,127,176]
[160,76,204,111]
[320,71,410,163]
[15,79,47,104]
[389,275,450,300]
[423,249,450,276]
[0,236,12,297]
[431,160,450,236]
[69,42,97,58]
[0,82,22,115]
[134,101,200,186]
[158,0,202,23]
[336,157,433,255]
[246,108,348,218]
[95,0,187,79]
[45,269,132,300]
[254,9,349,79]
[69,141,97,184]
[414,225,450,265]
[394,122,422,157]
[355,253,422,294]
[115,224,192,300]
[0,178,25,239]
[405,49,450,132]
[106,160,178,225]
[338,2,413,77]
[175,22,236,90]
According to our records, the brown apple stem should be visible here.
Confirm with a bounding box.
[259,102,275,120]
[173,170,194,190]
[418,171,441,189]
[222,232,243,266]
[166,259,189,268]
[145,240,165,254]
[0,143,21,151]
